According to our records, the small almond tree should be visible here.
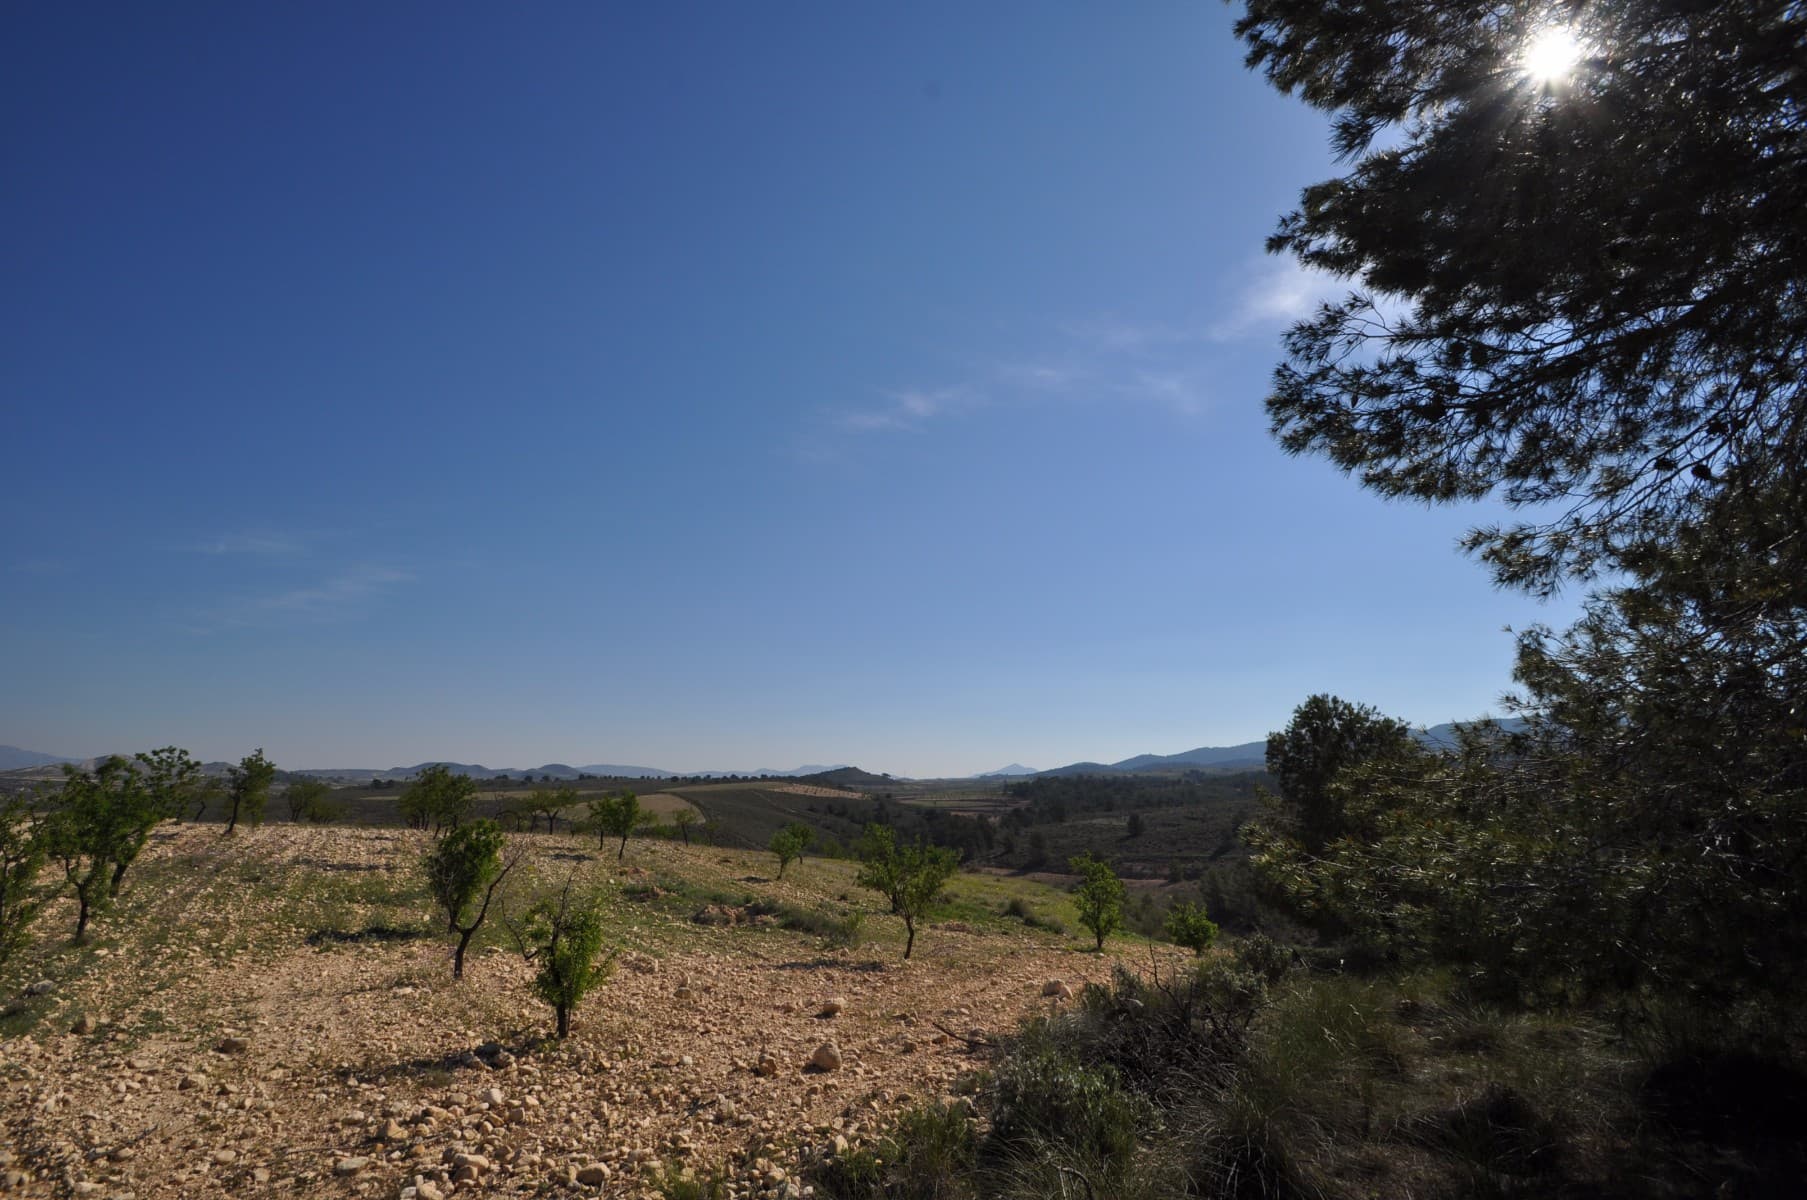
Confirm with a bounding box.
[588,791,641,860]
[223,749,276,836]
[284,777,339,824]
[425,818,518,980]
[1070,853,1126,952]
[1164,901,1221,956]
[43,760,143,941]
[398,764,476,834]
[0,794,46,968]
[769,822,811,880]
[671,808,699,846]
[856,824,958,960]
[510,878,617,1038]
[127,747,200,891]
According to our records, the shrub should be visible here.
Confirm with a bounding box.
[812,1103,978,1200]
[1164,901,1221,956]
[988,1034,1145,1171]
[1233,933,1293,987]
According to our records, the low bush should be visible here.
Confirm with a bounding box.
[812,1102,978,1200]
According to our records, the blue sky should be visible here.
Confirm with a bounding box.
[2,4,1576,776]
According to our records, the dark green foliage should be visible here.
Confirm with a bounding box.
[1069,853,1125,951]
[1260,694,1413,853]
[423,818,515,979]
[1232,934,1294,989]
[223,749,276,836]
[769,821,811,879]
[0,794,45,967]
[856,824,958,959]
[397,764,475,834]
[670,807,699,845]
[989,1042,1144,1172]
[42,758,146,940]
[1239,0,1807,596]
[526,786,576,833]
[1238,0,1807,1026]
[131,747,201,878]
[283,778,340,824]
[1164,901,1220,956]
[511,877,616,1038]
[588,790,641,860]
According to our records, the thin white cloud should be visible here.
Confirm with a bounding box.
[819,255,1336,448]
[834,386,979,434]
[1208,256,1340,341]
[1058,317,1194,354]
[192,565,413,631]
[1116,371,1208,417]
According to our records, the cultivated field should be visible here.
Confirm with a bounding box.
[0,823,1135,1198]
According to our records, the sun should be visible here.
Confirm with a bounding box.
[1521,25,1584,84]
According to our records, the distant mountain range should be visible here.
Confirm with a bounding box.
[0,745,80,771]
[288,761,849,783]
[1027,719,1526,778]
[5,718,1524,786]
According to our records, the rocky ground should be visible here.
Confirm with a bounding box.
[0,825,1131,1199]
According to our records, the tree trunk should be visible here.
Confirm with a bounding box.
[556,1005,570,1038]
[617,835,627,862]
[224,797,241,836]
[75,892,92,942]
[903,914,916,960]
[454,927,475,980]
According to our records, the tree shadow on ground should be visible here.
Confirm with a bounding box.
[292,858,385,873]
[304,923,429,947]
[772,958,888,973]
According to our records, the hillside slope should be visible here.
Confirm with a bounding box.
[0,824,1127,1198]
